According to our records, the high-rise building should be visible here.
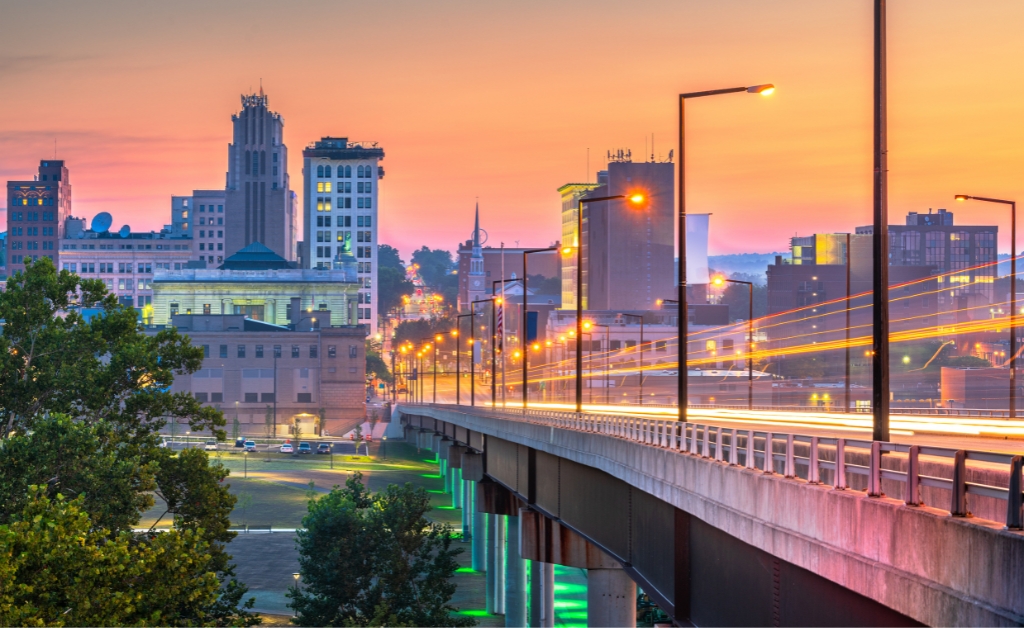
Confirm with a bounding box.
[856,209,997,302]
[559,159,674,311]
[301,136,385,332]
[5,160,72,273]
[557,183,599,311]
[224,91,295,261]
[170,190,227,265]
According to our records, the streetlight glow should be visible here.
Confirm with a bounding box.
[955,195,969,201]
[629,193,645,204]
[747,84,775,95]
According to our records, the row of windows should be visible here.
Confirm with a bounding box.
[10,254,52,264]
[315,197,374,211]
[314,181,375,194]
[202,343,357,359]
[199,243,224,251]
[10,241,54,251]
[14,197,56,206]
[315,164,374,178]
[358,307,372,320]
[198,204,224,213]
[7,211,54,221]
[314,215,372,227]
[198,217,224,226]
[199,230,223,238]
[61,262,155,274]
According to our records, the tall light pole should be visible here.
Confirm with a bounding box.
[472,299,495,407]
[584,321,611,404]
[842,232,852,412]
[568,193,645,412]
[871,0,890,441]
[455,316,472,405]
[433,334,443,403]
[713,276,754,410]
[620,313,645,405]
[956,194,1017,418]
[522,247,559,408]
[678,83,774,422]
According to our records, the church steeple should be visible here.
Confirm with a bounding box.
[464,201,486,312]
[473,201,481,248]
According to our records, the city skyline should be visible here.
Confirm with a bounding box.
[2,0,1024,260]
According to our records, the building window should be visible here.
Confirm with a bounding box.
[349,345,358,359]
[274,345,282,358]
[211,392,223,402]
[255,345,264,358]
[244,392,258,403]
[195,392,209,403]
[261,393,276,403]
[203,303,212,315]
[310,345,318,358]
[219,345,228,358]
[203,345,210,358]
[328,345,337,358]
[297,393,312,403]
[238,345,246,358]
[291,345,300,358]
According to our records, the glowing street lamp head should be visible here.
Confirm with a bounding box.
[495,297,503,305]
[747,84,775,96]
[561,246,574,255]
[712,276,725,286]
[532,343,541,351]
[628,193,645,205]
[435,334,443,342]
[450,329,458,337]
[954,195,970,202]
[582,321,592,330]
[513,350,522,359]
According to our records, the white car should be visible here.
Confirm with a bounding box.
[204,440,218,451]
[280,443,294,454]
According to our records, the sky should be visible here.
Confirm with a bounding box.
[2,0,1024,261]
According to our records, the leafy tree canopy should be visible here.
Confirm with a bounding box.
[378,265,415,317]
[410,246,454,289]
[377,244,406,272]
[392,316,457,349]
[288,473,474,627]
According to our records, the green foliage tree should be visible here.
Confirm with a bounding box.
[526,274,561,296]
[366,346,393,384]
[288,473,474,627]
[710,271,768,322]
[377,244,406,272]
[393,316,457,349]
[410,246,454,288]
[0,489,224,627]
[378,266,415,317]
[0,260,259,625]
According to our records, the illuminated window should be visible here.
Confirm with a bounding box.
[705,340,716,352]
[317,182,324,193]
[325,182,332,193]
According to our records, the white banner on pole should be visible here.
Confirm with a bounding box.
[686,213,711,285]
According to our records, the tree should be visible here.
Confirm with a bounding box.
[366,345,393,384]
[526,274,561,296]
[288,473,474,627]
[378,244,406,272]
[378,266,416,318]
[0,260,258,625]
[411,246,454,288]
[712,271,767,322]
[0,489,225,627]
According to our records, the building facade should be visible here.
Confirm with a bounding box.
[575,160,674,311]
[301,136,384,332]
[6,160,72,273]
[556,183,600,310]
[169,190,226,265]
[224,91,296,261]
[157,313,367,436]
[60,216,193,316]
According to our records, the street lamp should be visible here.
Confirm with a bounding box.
[619,313,645,405]
[455,317,472,405]
[712,276,754,410]
[678,83,773,422]
[584,321,611,404]
[243,450,248,479]
[522,247,559,408]
[493,278,517,408]
[434,334,444,403]
[471,298,496,407]
[956,194,1017,417]
[571,193,646,412]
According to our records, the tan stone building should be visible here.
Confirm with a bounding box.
[157,313,367,437]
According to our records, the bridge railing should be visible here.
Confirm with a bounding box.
[412,403,1024,530]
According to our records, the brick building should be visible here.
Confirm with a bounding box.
[158,313,367,436]
[6,160,72,273]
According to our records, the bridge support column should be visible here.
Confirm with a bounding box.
[462,478,472,542]
[529,560,554,627]
[473,508,486,570]
[588,567,636,628]
[452,467,462,509]
[505,515,527,627]
[485,513,496,614]
[493,514,506,615]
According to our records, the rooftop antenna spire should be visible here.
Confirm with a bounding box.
[260,78,263,97]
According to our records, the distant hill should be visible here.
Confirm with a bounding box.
[707,253,784,283]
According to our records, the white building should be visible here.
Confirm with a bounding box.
[301,137,384,333]
[60,214,194,321]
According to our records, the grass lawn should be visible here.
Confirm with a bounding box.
[139,441,459,530]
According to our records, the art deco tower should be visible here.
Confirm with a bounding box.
[224,90,295,261]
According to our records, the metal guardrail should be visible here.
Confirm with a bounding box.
[686,404,1016,418]
[409,403,1024,530]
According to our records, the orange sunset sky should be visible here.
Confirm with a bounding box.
[2,0,1024,260]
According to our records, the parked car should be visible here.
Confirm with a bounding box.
[298,442,312,454]
[280,443,294,454]
[204,440,218,451]
[243,440,257,452]
[316,443,331,455]
[234,437,246,448]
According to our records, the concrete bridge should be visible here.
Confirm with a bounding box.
[397,403,1024,627]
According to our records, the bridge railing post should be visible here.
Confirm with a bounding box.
[728,429,738,466]
[714,427,723,462]
[702,424,711,458]
[1008,455,1023,530]
[690,425,700,456]
[808,437,820,484]
[763,433,773,474]
[951,450,968,516]
[785,434,796,478]
[745,430,755,469]
[835,438,846,490]
[868,441,882,497]
[906,445,921,506]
